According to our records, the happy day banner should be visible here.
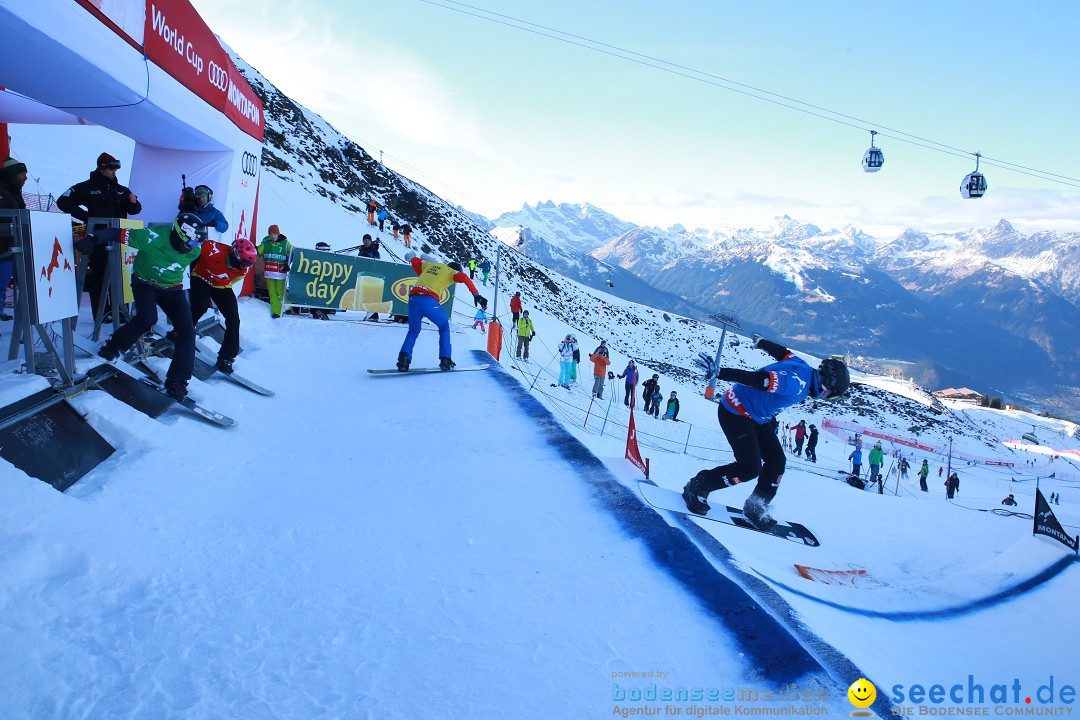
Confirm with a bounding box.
[283,248,455,316]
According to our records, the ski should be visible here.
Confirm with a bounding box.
[368,364,490,375]
[638,482,820,546]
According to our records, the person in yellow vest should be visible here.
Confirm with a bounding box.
[397,252,486,371]
[516,310,535,360]
[257,224,291,318]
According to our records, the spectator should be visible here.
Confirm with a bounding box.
[570,341,580,384]
[1001,494,1018,507]
[479,258,491,285]
[257,225,292,318]
[401,222,413,249]
[95,213,203,400]
[663,391,680,421]
[805,423,819,463]
[0,157,29,322]
[472,305,487,333]
[849,442,863,478]
[617,360,638,408]
[189,237,256,372]
[358,233,381,259]
[868,441,885,491]
[918,460,930,492]
[392,218,400,240]
[468,257,477,280]
[589,346,611,399]
[396,255,484,371]
[557,334,578,388]
[509,291,522,325]
[792,420,807,457]
[366,199,377,226]
[642,374,660,415]
[899,457,910,480]
[376,206,388,232]
[938,466,944,477]
[945,472,960,499]
[189,184,228,233]
[56,152,142,321]
[515,310,534,360]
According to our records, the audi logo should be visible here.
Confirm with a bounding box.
[207,61,229,92]
[241,151,259,177]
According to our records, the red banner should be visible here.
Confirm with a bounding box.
[625,407,649,478]
[143,1,263,141]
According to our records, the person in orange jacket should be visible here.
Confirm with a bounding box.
[589,344,611,399]
[189,237,257,373]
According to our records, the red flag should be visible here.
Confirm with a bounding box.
[625,406,649,478]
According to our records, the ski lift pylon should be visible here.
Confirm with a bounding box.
[961,152,987,199]
[862,130,884,173]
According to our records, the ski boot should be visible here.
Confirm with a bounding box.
[681,471,712,515]
[98,342,120,361]
[439,356,456,371]
[396,352,410,372]
[164,380,188,401]
[216,357,234,374]
[742,492,777,532]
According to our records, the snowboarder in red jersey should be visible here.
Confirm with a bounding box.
[396,252,486,372]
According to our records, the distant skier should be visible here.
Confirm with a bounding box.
[945,472,960,499]
[918,460,930,492]
[683,337,850,530]
[805,423,819,463]
[377,206,388,232]
[642,374,661,414]
[792,420,807,457]
[1001,494,1018,506]
[515,310,534,360]
[396,252,485,371]
[366,199,377,226]
[510,292,523,325]
[849,442,863,478]
[479,258,491,285]
[557,334,578,388]
[401,222,413,249]
[617,361,639,408]
[589,346,611,399]
[663,391,680,421]
[868,441,885,492]
[472,305,487,333]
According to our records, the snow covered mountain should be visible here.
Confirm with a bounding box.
[495,205,1080,416]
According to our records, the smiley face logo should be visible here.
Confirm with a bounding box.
[848,678,876,709]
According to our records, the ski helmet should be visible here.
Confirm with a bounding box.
[193,184,213,202]
[232,238,257,267]
[816,357,850,399]
[173,212,206,249]
[448,260,463,272]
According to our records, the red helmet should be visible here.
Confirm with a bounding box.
[232,238,257,267]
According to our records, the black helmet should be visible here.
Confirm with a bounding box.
[193,184,213,202]
[173,212,206,250]
[448,261,463,272]
[816,357,850,399]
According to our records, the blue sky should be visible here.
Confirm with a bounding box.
[191,0,1080,237]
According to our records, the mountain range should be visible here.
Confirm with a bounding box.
[235,52,1080,418]
[486,205,1080,416]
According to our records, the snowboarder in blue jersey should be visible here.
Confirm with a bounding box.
[684,337,850,530]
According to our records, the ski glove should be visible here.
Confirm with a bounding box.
[693,352,718,379]
[404,250,417,262]
[473,294,487,308]
[607,371,615,379]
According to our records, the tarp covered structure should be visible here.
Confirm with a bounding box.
[0,0,263,246]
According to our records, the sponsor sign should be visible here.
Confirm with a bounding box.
[1033,488,1079,552]
[27,212,78,324]
[143,0,263,140]
[284,248,454,317]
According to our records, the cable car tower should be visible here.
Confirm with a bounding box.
[961,152,987,199]
[862,130,884,172]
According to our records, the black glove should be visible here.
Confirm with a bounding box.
[474,294,487,308]
[531,332,536,339]
[607,371,615,380]
[74,234,97,254]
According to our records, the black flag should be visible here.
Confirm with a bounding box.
[1033,488,1078,552]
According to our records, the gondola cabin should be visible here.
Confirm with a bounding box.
[862,147,884,172]
[1021,432,1040,445]
[961,171,987,199]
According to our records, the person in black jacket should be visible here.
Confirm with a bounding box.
[57,152,142,319]
[357,233,381,258]
[0,157,28,322]
[805,423,819,463]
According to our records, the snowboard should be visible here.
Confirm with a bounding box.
[638,482,820,546]
[76,335,237,428]
[368,364,490,375]
[145,326,275,396]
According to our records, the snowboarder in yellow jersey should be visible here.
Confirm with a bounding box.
[397,252,486,371]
